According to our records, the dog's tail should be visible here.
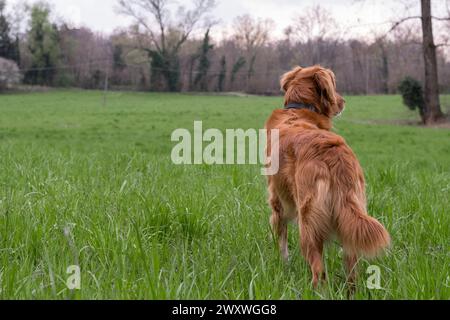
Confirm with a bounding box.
[336,198,390,258]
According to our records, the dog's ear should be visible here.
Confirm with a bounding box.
[280,66,303,92]
[314,69,337,114]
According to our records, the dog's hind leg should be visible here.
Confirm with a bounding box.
[298,216,326,288]
[296,176,332,288]
[344,252,358,296]
[269,191,289,261]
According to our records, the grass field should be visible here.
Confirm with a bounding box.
[0,90,449,300]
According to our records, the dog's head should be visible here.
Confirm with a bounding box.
[281,65,345,118]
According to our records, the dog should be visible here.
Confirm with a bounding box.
[265,65,390,289]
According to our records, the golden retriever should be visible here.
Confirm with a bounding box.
[265,65,390,289]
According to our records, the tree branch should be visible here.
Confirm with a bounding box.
[431,16,450,21]
[436,42,450,47]
[116,0,162,52]
[174,0,216,52]
[117,0,215,55]
[387,16,421,34]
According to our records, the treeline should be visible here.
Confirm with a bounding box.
[1,0,449,94]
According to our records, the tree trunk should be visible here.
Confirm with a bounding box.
[421,0,444,124]
[379,42,389,94]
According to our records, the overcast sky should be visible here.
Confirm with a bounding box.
[8,0,447,39]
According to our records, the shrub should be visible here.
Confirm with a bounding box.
[398,77,425,118]
[54,71,75,87]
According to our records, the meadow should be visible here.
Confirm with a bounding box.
[0,90,449,300]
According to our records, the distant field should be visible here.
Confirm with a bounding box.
[0,90,449,299]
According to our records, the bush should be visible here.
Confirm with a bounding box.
[398,77,425,117]
[54,71,75,87]
[0,57,21,91]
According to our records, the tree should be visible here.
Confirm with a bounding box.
[25,2,60,85]
[230,56,245,86]
[117,0,216,92]
[232,15,273,90]
[194,28,213,91]
[0,0,18,63]
[376,38,390,94]
[216,55,226,92]
[388,0,447,124]
[113,44,125,71]
[420,0,444,123]
[290,5,340,66]
[112,44,126,85]
[57,26,113,88]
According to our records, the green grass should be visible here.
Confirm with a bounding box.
[0,90,449,300]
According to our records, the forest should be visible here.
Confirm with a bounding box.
[0,0,449,96]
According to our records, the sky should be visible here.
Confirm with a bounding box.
[7,0,447,39]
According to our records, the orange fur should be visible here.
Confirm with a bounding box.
[266,65,390,289]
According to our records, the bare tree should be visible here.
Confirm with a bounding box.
[233,15,273,53]
[291,5,339,43]
[290,5,341,67]
[117,0,216,91]
[232,14,273,91]
[58,26,113,88]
